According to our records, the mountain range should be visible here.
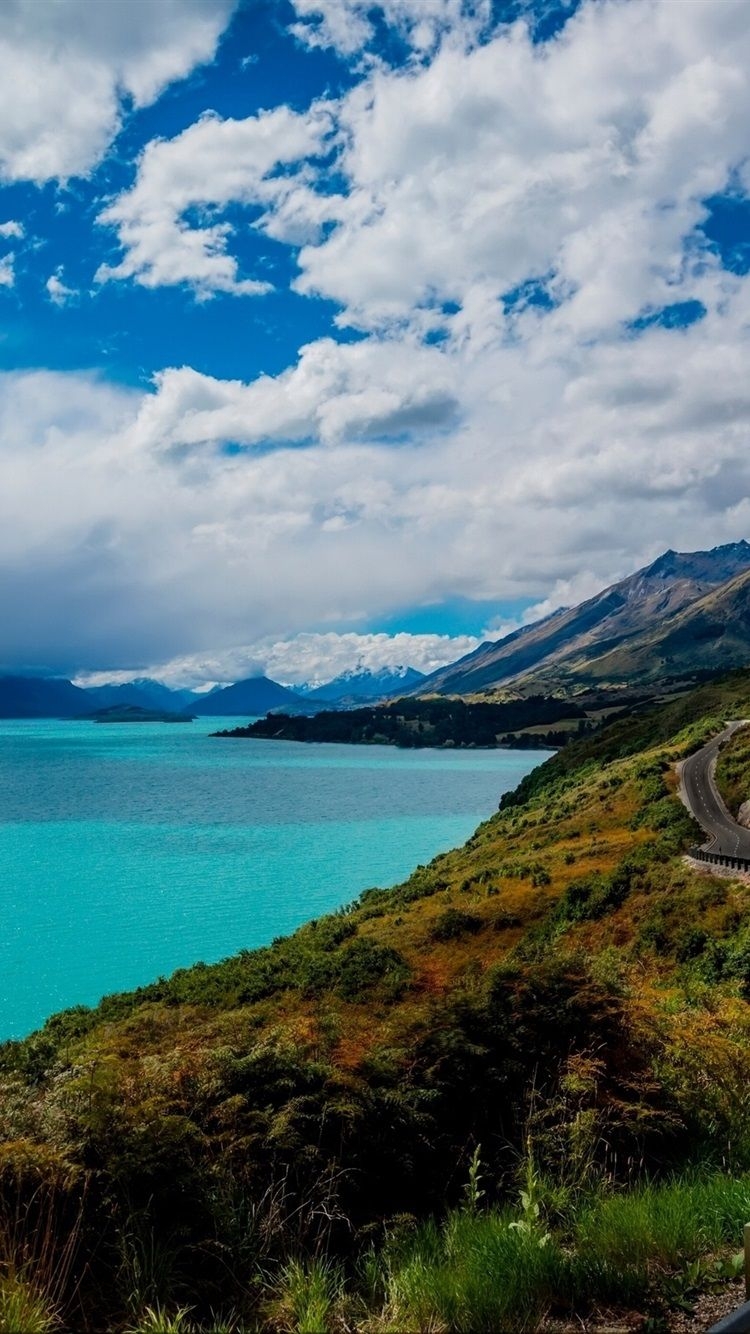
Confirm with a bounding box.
[0,667,427,720]
[298,664,426,706]
[4,542,750,717]
[417,540,750,697]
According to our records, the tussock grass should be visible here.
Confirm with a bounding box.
[0,1272,57,1334]
[274,1257,343,1334]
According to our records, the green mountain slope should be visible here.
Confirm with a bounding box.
[5,672,750,1328]
[418,541,750,696]
[533,566,750,687]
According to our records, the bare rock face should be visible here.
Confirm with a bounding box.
[738,799,750,830]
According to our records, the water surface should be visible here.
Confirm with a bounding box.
[0,718,548,1037]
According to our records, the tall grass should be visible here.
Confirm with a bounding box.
[0,1183,82,1334]
[379,1172,750,1331]
[576,1174,750,1266]
[0,1272,57,1334]
[274,1257,343,1334]
[384,1212,567,1332]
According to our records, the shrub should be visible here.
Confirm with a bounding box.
[430,910,483,943]
[336,940,410,1001]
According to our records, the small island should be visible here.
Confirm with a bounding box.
[213,695,588,748]
[88,704,195,723]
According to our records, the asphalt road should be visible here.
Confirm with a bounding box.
[680,722,750,859]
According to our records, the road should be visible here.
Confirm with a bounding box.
[680,722,750,859]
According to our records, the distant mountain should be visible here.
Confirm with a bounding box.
[418,541,750,696]
[302,664,426,706]
[191,674,311,716]
[0,675,91,718]
[85,678,197,712]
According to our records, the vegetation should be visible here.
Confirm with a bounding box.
[715,723,750,819]
[216,694,588,748]
[3,671,750,1327]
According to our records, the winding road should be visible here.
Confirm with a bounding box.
[680,722,750,860]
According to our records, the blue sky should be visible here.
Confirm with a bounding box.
[1,0,749,685]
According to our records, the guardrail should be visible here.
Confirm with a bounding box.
[710,1301,750,1333]
[709,1225,750,1332]
[690,846,750,872]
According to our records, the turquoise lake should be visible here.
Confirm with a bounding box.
[0,718,548,1039]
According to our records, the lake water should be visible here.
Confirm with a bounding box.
[0,718,548,1038]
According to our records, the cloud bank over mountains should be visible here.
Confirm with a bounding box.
[1,0,750,681]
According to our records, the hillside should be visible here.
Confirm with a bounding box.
[419,540,750,696]
[6,673,750,1329]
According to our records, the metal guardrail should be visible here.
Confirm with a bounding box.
[690,846,750,871]
[709,1301,750,1334]
[708,1226,750,1332]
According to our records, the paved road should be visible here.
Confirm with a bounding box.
[680,722,750,858]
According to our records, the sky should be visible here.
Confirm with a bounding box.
[2,0,750,687]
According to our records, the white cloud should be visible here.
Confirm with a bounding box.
[0,0,236,183]
[288,0,750,332]
[99,0,750,337]
[131,335,459,450]
[0,254,14,288]
[76,631,483,689]
[0,220,23,239]
[289,0,492,57]
[45,267,77,306]
[4,269,750,676]
[97,104,333,295]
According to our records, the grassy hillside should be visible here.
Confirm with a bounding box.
[418,545,750,700]
[531,568,750,691]
[715,723,750,820]
[5,673,750,1330]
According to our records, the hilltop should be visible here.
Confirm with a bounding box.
[419,541,750,697]
[6,671,750,1328]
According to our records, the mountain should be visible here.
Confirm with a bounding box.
[301,664,426,705]
[191,673,311,716]
[567,565,750,686]
[0,674,91,717]
[85,678,198,712]
[418,540,750,696]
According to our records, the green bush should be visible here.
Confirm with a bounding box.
[430,910,483,943]
[336,940,411,1001]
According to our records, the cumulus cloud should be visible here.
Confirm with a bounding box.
[0,220,23,239]
[131,336,459,451]
[289,0,492,57]
[99,0,750,336]
[45,267,77,306]
[97,104,333,295]
[0,0,236,183]
[288,0,750,332]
